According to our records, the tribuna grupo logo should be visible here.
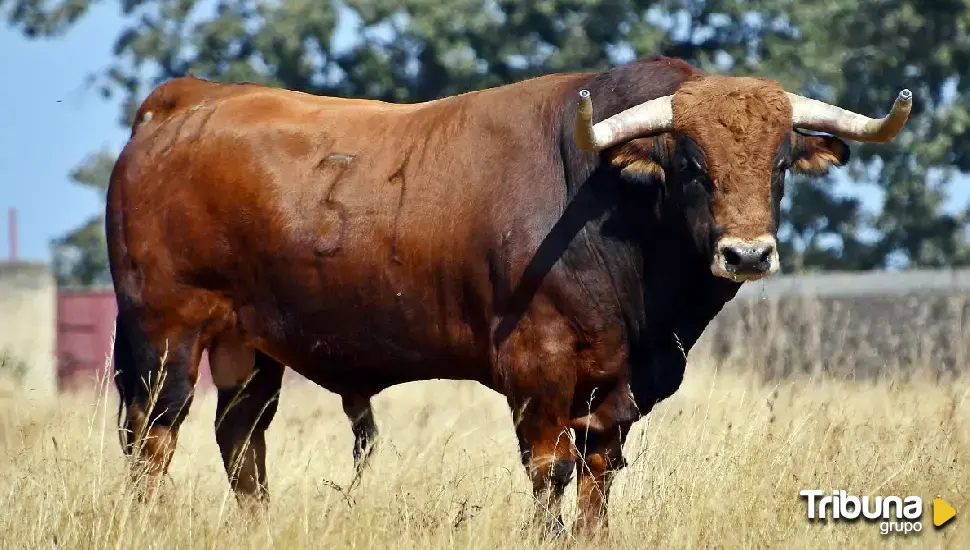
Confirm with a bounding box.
[800,490,957,535]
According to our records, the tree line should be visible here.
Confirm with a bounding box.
[4,0,968,286]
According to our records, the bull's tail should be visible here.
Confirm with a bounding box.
[112,313,138,455]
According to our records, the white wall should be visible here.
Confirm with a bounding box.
[0,262,56,398]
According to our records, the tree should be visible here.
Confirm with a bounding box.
[50,150,115,287]
[4,0,968,276]
[748,0,970,269]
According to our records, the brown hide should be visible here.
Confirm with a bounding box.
[672,76,793,238]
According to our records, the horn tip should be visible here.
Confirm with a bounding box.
[899,89,913,101]
[579,89,590,99]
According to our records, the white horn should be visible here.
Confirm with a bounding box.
[575,89,675,151]
[788,89,913,143]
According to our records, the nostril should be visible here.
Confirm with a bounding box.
[723,247,742,268]
[757,247,773,264]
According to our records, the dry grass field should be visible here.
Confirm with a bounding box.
[2,306,969,549]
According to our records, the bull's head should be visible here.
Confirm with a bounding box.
[574,76,912,282]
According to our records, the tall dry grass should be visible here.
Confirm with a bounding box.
[1,297,969,549]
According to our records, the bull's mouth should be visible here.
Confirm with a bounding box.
[710,234,780,282]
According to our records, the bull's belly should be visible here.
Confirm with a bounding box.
[238,291,494,391]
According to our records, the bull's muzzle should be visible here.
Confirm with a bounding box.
[711,234,779,281]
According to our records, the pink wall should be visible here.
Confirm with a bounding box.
[56,290,213,391]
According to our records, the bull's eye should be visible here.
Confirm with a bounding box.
[676,156,689,172]
[677,156,705,174]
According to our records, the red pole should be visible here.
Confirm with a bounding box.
[8,208,16,261]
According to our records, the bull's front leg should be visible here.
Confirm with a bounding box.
[573,420,631,533]
[568,332,688,534]
[501,319,580,537]
[512,401,577,536]
[569,381,637,535]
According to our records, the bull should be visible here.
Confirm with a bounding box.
[106,56,911,534]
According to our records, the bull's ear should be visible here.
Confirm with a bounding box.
[792,132,850,175]
[607,137,666,184]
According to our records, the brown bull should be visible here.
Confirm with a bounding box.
[106,56,911,534]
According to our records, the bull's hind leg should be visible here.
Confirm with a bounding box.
[113,310,206,500]
[210,335,285,511]
[341,394,379,481]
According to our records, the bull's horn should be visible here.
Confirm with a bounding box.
[574,89,675,151]
[787,89,913,143]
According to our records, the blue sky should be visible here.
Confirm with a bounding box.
[1,4,129,262]
[1,6,967,262]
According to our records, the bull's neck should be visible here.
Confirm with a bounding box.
[548,61,742,355]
